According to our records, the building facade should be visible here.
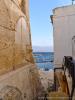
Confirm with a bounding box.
[51,5,75,97]
[52,5,75,68]
[0,0,42,99]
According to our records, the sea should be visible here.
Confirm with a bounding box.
[33,52,54,70]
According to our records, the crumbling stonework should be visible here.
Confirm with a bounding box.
[0,86,22,100]
[0,64,40,100]
[0,0,42,99]
[0,0,34,74]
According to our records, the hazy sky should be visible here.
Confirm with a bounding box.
[29,0,72,48]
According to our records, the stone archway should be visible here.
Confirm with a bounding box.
[0,86,23,100]
[15,17,27,45]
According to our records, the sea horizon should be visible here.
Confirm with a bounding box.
[33,52,54,70]
[32,46,54,52]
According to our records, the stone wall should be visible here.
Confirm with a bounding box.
[0,0,34,75]
[0,64,40,100]
[0,0,42,99]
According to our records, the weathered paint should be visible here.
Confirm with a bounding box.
[51,4,75,96]
[52,5,75,68]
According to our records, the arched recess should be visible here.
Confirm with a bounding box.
[14,17,31,67]
[0,85,23,100]
[15,17,27,45]
[15,16,31,48]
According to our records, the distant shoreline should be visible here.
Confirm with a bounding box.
[32,46,54,52]
[33,52,54,70]
[33,52,54,53]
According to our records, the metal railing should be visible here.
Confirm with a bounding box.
[54,56,75,100]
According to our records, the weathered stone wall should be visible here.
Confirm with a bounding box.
[0,0,34,75]
[0,0,43,99]
[0,64,40,100]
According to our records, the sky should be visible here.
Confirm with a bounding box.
[29,0,73,50]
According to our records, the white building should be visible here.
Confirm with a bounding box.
[51,5,75,98]
[51,5,75,68]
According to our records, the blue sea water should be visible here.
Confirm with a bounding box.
[33,52,54,70]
